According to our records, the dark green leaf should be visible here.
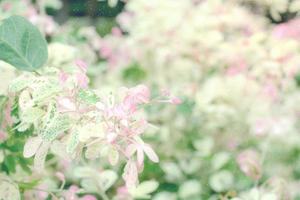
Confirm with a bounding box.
[0,15,48,71]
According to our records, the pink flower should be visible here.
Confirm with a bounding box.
[100,42,113,58]
[170,96,182,105]
[125,140,159,169]
[123,85,150,111]
[55,172,65,182]
[2,2,12,11]
[262,82,278,100]
[0,130,7,141]
[76,73,89,88]
[63,185,79,200]
[273,18,300,39]
[59,71,69,84]
[75,59,88,73]
[226,59,247,76]
[237,149,261,180]
[112,27,122,37]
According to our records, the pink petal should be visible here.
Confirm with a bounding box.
[170,97,182,105]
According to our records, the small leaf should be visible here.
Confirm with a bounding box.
[129,180,159,199]
[0,16,48,71]
[78,89,99,104]
[41,114,71,141]
[23,136,43,158]
[97,170,118,191]
[4,155,16,173]
[33,142,50,172]
[66,130,79,154]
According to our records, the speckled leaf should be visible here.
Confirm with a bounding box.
[0,16,48,71]
[32,82,61,102]
[41,115,71,141]
[33,142,50,172]
[8,76,33,93]
[67,130,79,154]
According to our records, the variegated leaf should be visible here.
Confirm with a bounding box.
[32,82,61,103]
[23,136,43,158]
[129,180,159,199]
[8,76,32,93]
[18,90,33,111]
[97,170,118,191]
[41,115,71,141]
[67,130,79,154]
[33,142,51,172]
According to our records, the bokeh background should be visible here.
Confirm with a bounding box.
[1,0,300,199]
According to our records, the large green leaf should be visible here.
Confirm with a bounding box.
[0,15,48,71]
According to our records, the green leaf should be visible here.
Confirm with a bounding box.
[78,89,99,104]
[4,155,16,174]
[122,63,147,82]
[0,15,48,71]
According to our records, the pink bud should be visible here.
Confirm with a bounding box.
[75,59,88,73]
[170,97,182,105]
[112,27,122,36]
[0,130,7,141]
[55,172,65,182]
[237,149,261,180]
[59,71,69,84]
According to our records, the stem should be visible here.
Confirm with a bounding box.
[255,133,272,195]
